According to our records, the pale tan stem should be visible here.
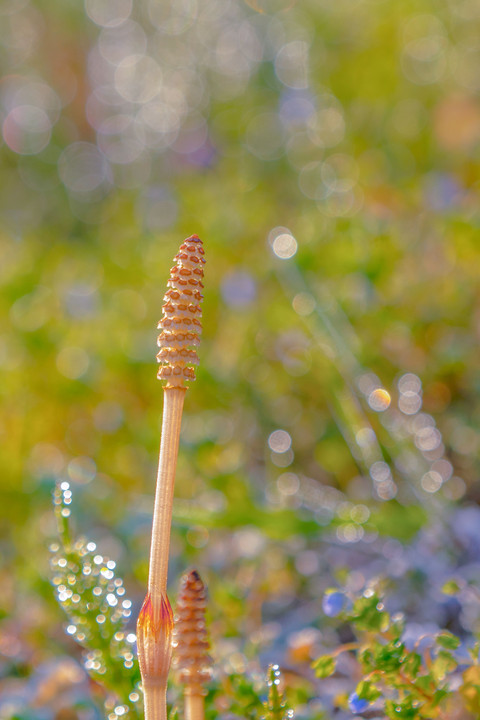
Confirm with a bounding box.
[143,683,168,720]
[140,386,186,720]
[148,387,186,597]
[185,691,205,720]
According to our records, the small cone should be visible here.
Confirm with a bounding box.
[173,569,211,694]
[157,236,205,387]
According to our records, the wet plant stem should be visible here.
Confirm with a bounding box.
[138,387,186,720]
[143,685,169,720]
[184,689,205,720]
[148,387,186,597]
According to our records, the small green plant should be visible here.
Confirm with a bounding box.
[313,582,480,719]
[51,481,143,718]
[263,665,291,720]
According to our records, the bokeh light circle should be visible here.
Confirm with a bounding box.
[85,0,133,28]
[269,227,298,259]
[58,142,111,194]
[3,105,51,155]
[114,55,163,104]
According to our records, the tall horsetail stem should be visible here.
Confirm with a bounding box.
[137,236,205,720]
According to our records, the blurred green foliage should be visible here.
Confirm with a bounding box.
[313,583,480,718]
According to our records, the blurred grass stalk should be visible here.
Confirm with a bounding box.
[137,236,205,720]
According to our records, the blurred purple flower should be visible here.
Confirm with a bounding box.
[424,172,462,211]
[221,271,257,308]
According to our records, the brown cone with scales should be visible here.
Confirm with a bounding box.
[157,235,205,387]
[174,570,212,720]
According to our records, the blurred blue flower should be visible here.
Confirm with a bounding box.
[348,692,370,714]
[221,271,257,308]
[322,591,345,617]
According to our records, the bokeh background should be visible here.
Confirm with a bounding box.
[1,0,480,717]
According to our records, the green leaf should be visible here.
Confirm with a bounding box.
[441,579,461,596]
[227,673,264,720]
[312,655,336,678]
[436,631,461,650]
[370,641,405,674]
[432,650,457,681]
[413,673,436,694]
[351,593,390,632]
[402,651,422,679]
[468,641,480,662]
[385,699,417,720]
[356,680,382,703]
[432,687,450,706]
[368,502,427,541]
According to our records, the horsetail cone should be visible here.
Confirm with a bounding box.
[174,570,211,692]
[157,235,205,387]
